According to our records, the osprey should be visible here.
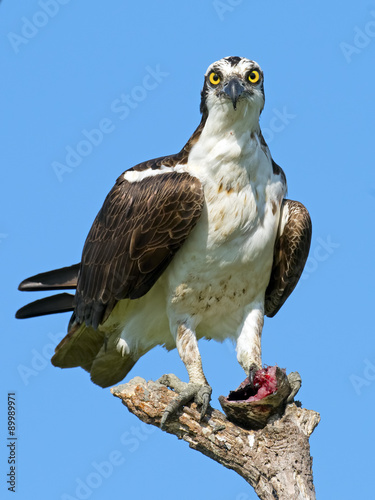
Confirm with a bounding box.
[17,56,311,426]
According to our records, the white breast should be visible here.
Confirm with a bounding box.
[164,114,286,337]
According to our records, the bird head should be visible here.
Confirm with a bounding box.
[200,56,265,119]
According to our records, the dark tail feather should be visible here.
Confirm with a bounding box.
[18,263,80,292]
[16,293,75,319]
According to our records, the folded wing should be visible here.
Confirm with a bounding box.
[265,199,312,318]
[16,170,204,331]
[75,170,204,328]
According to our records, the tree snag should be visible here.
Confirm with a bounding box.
[112,376,320,500]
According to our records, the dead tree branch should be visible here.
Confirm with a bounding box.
[112,377,320,500]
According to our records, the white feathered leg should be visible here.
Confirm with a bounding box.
[159,322,212,428]
[235,302,264,383]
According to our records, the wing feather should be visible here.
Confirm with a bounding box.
[16,293,75,319]
[18,264,80,291]
[265,199,312,317]
[75,170,204,328]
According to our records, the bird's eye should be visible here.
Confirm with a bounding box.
[248,70,260,83]
[209,72,221,85]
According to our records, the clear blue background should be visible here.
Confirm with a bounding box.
[1,1,375,499]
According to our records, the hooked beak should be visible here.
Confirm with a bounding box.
[223,78,245,110]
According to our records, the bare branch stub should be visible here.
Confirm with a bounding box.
[112,377,320,500]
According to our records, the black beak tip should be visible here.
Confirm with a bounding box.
[223,78,245,111]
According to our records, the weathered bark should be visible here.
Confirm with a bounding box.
[112,377,320,500]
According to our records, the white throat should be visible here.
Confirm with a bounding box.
[204,98,261,136]
[187,100,269,187]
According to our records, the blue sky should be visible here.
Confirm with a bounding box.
[1,1,375,499]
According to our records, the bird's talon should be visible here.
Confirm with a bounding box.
[160,410,172,430]
[159,379,212,428]
[157,373,188,394]
[286,371,302,403]
[197,385,212,420]
[248,362,261,391]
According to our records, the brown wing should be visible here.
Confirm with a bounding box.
[74,170,204,328]
[265,199,312,318]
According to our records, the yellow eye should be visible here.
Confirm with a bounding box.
[248,70,260,83]
[209,72,221,85]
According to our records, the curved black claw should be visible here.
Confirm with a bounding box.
[248,363,261,392]
[286,371,302,404]
[158,375,212,429]
[197,384,211,421]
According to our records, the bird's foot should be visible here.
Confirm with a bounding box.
[286,371,302,403]
[248,362,262,393]
[158,374,212,429]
